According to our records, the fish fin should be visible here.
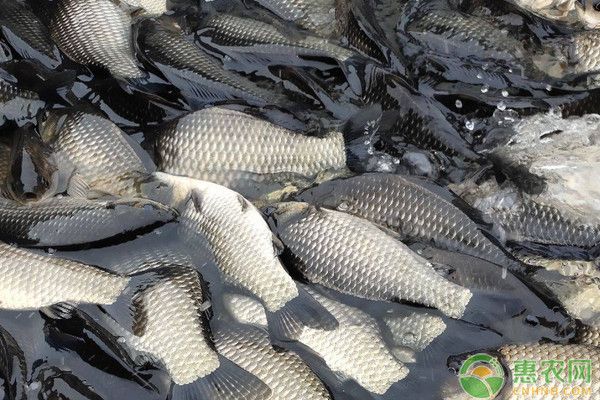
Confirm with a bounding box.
[272,234,285,256]
[41,302,78,319]
[170,356,271,400]
[267,286,338,340]
[236,193,250,212]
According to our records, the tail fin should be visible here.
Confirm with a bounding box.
[267,286,338,340]
[170,355,271,400]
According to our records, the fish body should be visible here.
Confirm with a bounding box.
[296,173,517,270]
[253,0,337,37]
[576,325,600,347]
[137,18,280,106]
[50,0,144,79]
[155,107,346,195]
[104,266,271,399]
[41,110,150,196]
[0,0,61,68]
[0,197,175,247]
[0,78,44,125]
[0,242,128,309]
[124,0,168,14]
[215,324,331,400]
[268,201,473,318]
[550,30,600,78]
[223,290,409,395]
[154,173,337,339]
[199,14,356,63]
[0,142,10,185]
[383,311,446,351]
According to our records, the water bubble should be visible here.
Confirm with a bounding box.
[476,73,483,80]
[465,120,475,131]
[367,147,374,155]
[117,337,126,343]
[480,84,489,93]
[392,157,400,165]
[455,99,463,109]
[364,139,371,146]
[497,101,506,111]
[501,90,509,97]
[545,84,552,92]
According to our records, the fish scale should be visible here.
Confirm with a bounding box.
[215,324,331,400]
[253,0,337,37]
[50,0,144,78]
[0,242,129,309]
[297,173,518,269]
[155,107,346,190]
[270,202,473,318]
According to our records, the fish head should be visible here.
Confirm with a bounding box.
[262,201,315,230]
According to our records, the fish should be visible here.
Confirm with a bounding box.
[361,66,481,160]
[197,14,357,67]
[266,201,473,318]
[215,323,332,400]
[576,325,600,347]
[101,266,272,400]
[153,173,338,339]
[447,343,600,399]
[0,242,129,310]
[383,311,447,352]
[223,289,409,395]
[0,0,62,68]
[0,196,176,248]
[0,141,10,186]
[251,0,337,38]
[50,0,145,79]
[135,18,283,107]
[153,107,347,197]
[296,173,520,271]
[0,73,45,126]
[0,325,26,400]
[40,109,152,197]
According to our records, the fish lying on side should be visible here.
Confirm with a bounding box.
[447,343,600,400]
[215,323,332,400]
[251,0,338,38]
[296,173,520,271]
[152,173,338,339]
[124,0,168,15]
[135,18,283,107]
[0,73,45,126]
[50,0,145,79]
[0,242,129,310]
[0,196,175,248]
[266,201,473,318]
[40,109,152,197]
[197,14,357,68]
[102,266,272,400]
[153,107,347,197]
[223,290,409,395]
[0,0,62,68]
[576,325,600,347]
[383,311,447,352]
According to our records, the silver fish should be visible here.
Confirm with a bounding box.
[198,14,356,64]
[576,325,600,348]
[0,242,129,310]
[0,76,44,125]
[253,0,337,38]
[50,0,145,79]
[124,0,168,15]
[0,0,62,68]
[383,311,446,352]
[267,201,473,318]
[40,110,151,197]
[103,266,272,400]
[296,173,519,271]
[215,323,331,400]
[0,142,10,185]
[0,196,175,247]
[154,107,347,196]
[136,18,282,107]
[223,290,409,395]
[155,173,338,339]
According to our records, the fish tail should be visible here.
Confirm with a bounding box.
[435,282,473,319]
[170,355,271,400]
[267,286,338,340]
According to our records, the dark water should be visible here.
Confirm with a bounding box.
[0,0,598,399]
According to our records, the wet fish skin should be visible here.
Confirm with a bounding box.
[267,201,473,318]
[124,0,168,15]
[0,242,129,310]
[0,325,26,400]
[0,0,62,68]
[40,110,151,196]
[136,18,281,107]
[0,196,176,248]
[576,325,600,347]
[0,78,45,126]
[486,199,600,249]
[0,142,10,185]
[199,14,356,63]
[253,0,337,38]
[296,173,519,271]
[104,266,272,400]
[215,323,331,400]
[224,290,409,395]
[155,173,338,339]
[155,107,347,196]
[383,311,446,351]
[50,0,145,79]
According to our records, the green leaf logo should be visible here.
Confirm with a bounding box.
[459,353,505,399]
